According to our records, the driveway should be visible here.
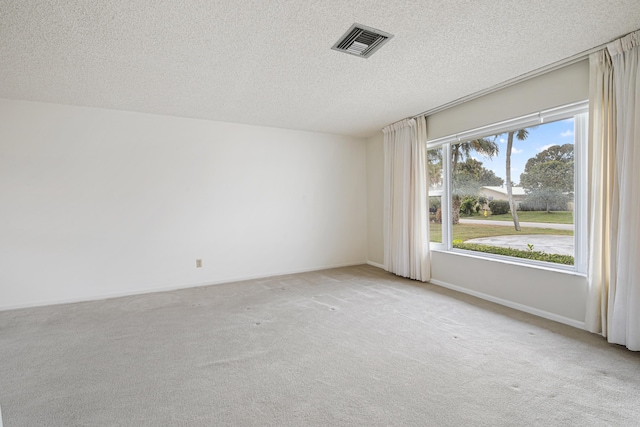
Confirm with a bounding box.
[459,218,574,231]
[457,218,575,255]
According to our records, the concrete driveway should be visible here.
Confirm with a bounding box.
[458,218,574,255]
[459,218,574,231]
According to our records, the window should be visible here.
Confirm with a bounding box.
[427,101,588,273]
[428,147,444,244]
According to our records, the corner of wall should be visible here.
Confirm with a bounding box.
[365,132,384,266]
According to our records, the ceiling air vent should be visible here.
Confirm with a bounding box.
[331,23,394,58]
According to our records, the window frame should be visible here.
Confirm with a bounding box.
[427,100,588,275]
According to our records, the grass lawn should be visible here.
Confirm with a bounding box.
[429,223,573,243]
[471,211,574,224]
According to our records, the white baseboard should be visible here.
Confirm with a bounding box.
[0,261,367,312]
[4,262,586,333]
[367,261,385,269]
[428,278,586,330]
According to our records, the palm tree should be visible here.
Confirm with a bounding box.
[451,138,499,173]
[427,149,443,188]
[505,129,529,231]
[451,137,499,224]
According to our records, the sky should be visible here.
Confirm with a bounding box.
[471,118,574,185]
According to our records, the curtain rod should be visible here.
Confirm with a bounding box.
[412,43,608,119]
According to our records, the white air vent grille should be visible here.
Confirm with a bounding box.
[332,24,394,58]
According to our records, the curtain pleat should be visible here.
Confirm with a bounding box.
[587,29,640,351]
[608,31,640,350]
[586,50,615,335]
[383,117,430,282]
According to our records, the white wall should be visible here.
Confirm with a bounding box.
[366,61,590,326]
[366,131,384,266]
[0,99,367,310]
[427,60,590,140]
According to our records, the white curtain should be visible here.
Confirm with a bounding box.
[586,30,640,351]
[383,116,430,281]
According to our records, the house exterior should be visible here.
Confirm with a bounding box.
[480,186,526,208]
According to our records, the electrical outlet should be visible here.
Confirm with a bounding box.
[196,259,202,268]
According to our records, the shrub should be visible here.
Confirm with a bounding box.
[429,197,441,214]
[488,200,510,215]
[519,200,569,211]
[460,197,480,216]
[452,242,574,265]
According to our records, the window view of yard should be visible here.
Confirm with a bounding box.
[429,117,578,266]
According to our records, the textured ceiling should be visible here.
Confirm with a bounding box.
[1,1,639,137]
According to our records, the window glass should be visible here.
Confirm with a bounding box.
[434,117,579,268]
[428,148,443,244]
[429,195,442,243]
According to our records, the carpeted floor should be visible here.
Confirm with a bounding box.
[1,265,639,426]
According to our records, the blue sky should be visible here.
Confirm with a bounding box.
[471,118,575,185]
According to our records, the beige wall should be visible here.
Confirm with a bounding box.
[366,131,384,265]
[427,60,589,140]
[0,99,368,310]
[366,61,590,326]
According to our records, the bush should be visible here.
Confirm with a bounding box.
[520,189,570,211]
[429,197,441,214]
[517,203,535,211]
[488,200,510,215]
[519,201,569,211]
[452,242,574,265]
[460,197,480,216]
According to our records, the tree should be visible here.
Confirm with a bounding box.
[479,168,504,187]
[455,158,504,186]
[520,144,574,213]
[427,149,443,188]
[524,143,573,168]
[521,187,571,213]
[451,138,499,173]
[451,138,499,224]
[505,129,529,231]
[452,158,503,218]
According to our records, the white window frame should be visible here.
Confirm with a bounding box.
[427,100,588,275]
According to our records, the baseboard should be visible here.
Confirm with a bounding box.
[4,262,586,331]
[0,261,367,312]
[429,278,587,330]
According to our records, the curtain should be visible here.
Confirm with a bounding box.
[383,116,430,281]
[586,30,640,351]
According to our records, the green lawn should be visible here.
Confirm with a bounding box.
[429,223,573,244]
[471,210,574,224]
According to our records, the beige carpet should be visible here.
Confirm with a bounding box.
[1,265,639,426]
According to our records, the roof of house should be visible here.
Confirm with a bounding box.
[482,186,526,196]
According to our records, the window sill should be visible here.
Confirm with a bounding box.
[430,246,587,278]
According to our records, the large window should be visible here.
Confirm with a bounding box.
[427,101,588,273]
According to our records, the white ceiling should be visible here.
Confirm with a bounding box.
[1,1,639,137]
